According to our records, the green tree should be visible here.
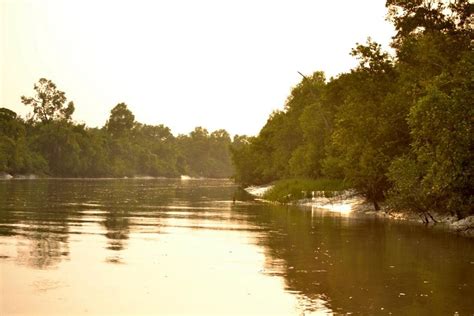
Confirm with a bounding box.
[290,72,337,178]
[232,72,328,183]
[209,129,233,178]
[388,52,473,218]
[31,121,82,176]
[230,135,264,185]
[384,0,473,218]
[176,127,234,178]
[21,78,75,123]
[104,103,137,177]
[134,123,179,177]
[386,0,472,45]
[0,108,47,175]
[324,39,404,210]
[105,103,135,138]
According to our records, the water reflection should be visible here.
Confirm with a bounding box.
[243,204,474,315]
[0,179,473,315]
[0,180,72,269]
[103,208,130,252]
[16,232,69,269]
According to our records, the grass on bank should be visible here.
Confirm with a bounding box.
[263,178,352,203]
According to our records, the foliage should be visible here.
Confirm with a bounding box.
[105,103,135,138]
[230,72,329,185]
[2,85,235,179]
[0,107,48,174]
[386,0,472,46]
[176,127,233,178]
[388,52,473,218]
[325,39,406,210]
[21,78,75,123]
[384,0,473,218]
[231,0,473,217]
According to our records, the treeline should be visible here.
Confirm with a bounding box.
[231,0,473,218]
[1,80,234,178]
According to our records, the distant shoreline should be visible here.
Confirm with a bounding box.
[0,173,233,181]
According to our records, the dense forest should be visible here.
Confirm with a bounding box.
[0,80,234,179]
[231,0,473,218]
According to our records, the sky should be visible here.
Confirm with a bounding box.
[1,0,395,136]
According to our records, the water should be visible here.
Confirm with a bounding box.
[0,179,473,315]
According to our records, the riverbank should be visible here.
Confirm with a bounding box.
[245,184,474,238]
[0,172,38,180]
[348,201,474,238]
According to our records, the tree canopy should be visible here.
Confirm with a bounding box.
[231,0,472,217]
[21,78,75,123]
[2,89,235,179]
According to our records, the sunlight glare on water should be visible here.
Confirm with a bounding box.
[1,179,473,315]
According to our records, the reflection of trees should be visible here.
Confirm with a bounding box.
[14,206,71,269]
[1,178,243,268]
[102,208,130,251]
[17,233,69,269]
[244,204,474,315]
[173,179,237,203]
[0,180,72,269]
[0,178,195,267]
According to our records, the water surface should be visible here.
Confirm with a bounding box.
[0,179,473,315]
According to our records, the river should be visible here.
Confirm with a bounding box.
[0,179,473,315]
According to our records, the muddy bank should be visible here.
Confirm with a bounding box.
[245,184,474,238]
[350,202,474,238]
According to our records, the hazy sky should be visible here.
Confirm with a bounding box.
[1,0,395,136]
